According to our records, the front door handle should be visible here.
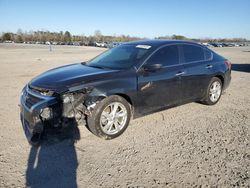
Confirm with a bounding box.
[206,65,213,69]
[175,71,185,76]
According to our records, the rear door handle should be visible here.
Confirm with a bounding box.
[175,71,185,76]
[206,65,213,69]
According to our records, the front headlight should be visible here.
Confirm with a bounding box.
[40,90,54,96]
[28,85,54,96]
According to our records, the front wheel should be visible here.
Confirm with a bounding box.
[202,77,222,105]
[87,95,131,139]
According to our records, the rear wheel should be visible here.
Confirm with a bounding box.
[202,77,222,105]
[87,95,131,139]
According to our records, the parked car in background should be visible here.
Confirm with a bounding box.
[107,42,123,48]
[20,40,231,145]
[4,40,14,43]
[72,42,80,46]
[95,41,108,48]
[209,43,222,47]
[201,43,213,48]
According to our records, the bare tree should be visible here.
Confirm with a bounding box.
[94,30,102,41]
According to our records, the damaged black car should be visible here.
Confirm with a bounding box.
[20,40,231,145]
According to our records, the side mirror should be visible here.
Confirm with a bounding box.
[143,64,163,72]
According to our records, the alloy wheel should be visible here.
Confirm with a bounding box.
[209,81,222,102]
[100,102,128,135]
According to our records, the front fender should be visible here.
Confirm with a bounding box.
[88,74,137,103]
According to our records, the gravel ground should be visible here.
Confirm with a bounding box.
[0,44,249,187]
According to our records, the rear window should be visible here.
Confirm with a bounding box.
[183,44,205,63]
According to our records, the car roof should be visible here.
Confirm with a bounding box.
[124,39,201,48]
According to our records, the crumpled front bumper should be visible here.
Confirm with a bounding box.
[19,85,57,143]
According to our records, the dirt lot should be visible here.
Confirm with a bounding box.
[0,43,249,187]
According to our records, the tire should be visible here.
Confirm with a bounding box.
[87,95,131,140]
[202,77,223,105]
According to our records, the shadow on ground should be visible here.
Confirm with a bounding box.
[26,123,80,188]
[232,64,250,73]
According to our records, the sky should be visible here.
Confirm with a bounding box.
[0,0,250,39]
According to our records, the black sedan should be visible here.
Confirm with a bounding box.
[20,40,231,145]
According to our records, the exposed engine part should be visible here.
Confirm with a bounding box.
[84,95,106,115]
[40,107,53,119]
[62,92,86,118]
[38,91,88,129]
[38,88,106,131]
[87,103,97,113]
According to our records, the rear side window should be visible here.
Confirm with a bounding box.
[204,48,213,60]
[183,44,205,63]
[146,45,179,66]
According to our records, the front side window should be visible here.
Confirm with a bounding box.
[183,44,205,63]
[86,45,151,69]
[146,45,179,66]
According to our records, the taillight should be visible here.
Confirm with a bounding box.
[224,60,231,70]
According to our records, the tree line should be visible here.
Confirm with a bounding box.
[0,29,143,44]
[155,35,248,43]
[0,29,248,43]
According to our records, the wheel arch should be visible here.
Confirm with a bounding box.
[214,74,224,87]
[108,93,134,119]
[114,93,133,106]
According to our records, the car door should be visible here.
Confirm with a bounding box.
[136,44,184,114]
[180,44,213,101]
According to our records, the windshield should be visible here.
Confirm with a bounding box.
[86,45,151,69]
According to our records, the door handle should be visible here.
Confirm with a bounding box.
[206,65,213,69]
[175,71,185,76]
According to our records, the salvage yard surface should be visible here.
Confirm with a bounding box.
[0,43,249,187]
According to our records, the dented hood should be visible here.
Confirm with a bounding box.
[29,63,119,93]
